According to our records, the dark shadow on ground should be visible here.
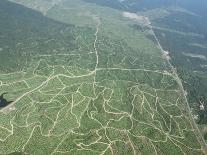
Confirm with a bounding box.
[0,93,13,108]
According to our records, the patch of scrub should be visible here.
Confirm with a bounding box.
[182,52,207,60]
[140,6,200,21]
[168,6,200,17]
[122,11,151,26]
[201,64,207,68]
[140,8,170,20]
[189,43,207,49]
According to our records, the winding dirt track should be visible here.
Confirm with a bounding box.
[150,24,207,154]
